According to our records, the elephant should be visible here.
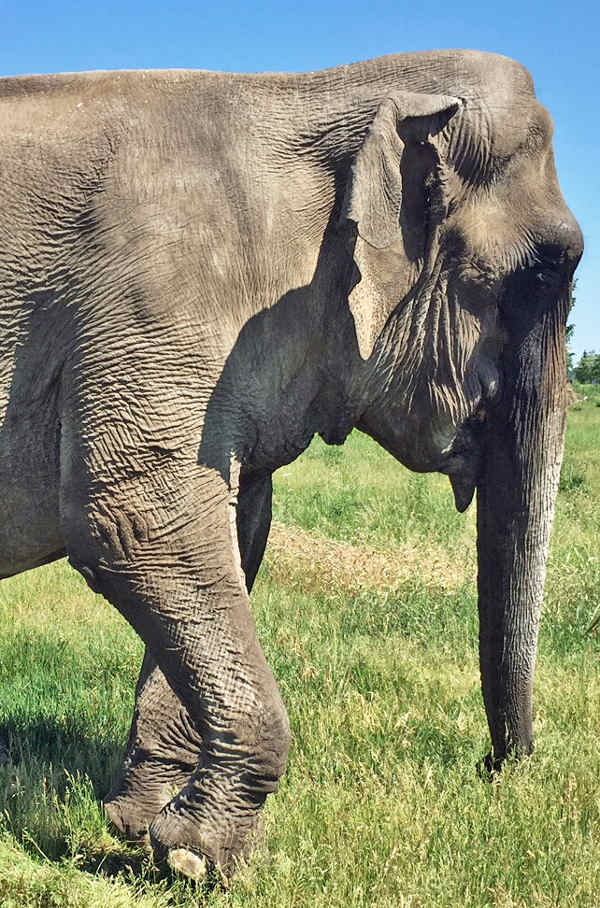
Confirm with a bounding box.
[0,50,583,878]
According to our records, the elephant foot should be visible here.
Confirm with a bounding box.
[104,759,194,842]
[476,751,505,781]
[104,795,154,843]
[149,785,264,880]
[167,847,209,880]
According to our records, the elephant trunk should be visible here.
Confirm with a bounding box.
[476,293,568,766]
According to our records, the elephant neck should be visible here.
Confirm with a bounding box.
[230,288,366,472]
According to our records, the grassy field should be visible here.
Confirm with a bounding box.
[0,389,598,906]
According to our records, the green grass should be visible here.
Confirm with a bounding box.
[0,399,598,905]
[274,430,475,551]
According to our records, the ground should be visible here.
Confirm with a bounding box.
[0,388,598,906]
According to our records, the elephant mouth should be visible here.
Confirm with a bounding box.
[357,361,497,507]
[356,407,486,511]
[438,412,487,512]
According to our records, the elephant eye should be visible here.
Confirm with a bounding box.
[531,244,569,290]
[535,267,561,289]
[459,259,497,286]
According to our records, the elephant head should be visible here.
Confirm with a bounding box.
[339,64,583,765]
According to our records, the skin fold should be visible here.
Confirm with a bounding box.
[0,51,583,876]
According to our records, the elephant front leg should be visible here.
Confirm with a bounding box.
[66,453,289,877]
[147,596,290,877]
[80,541,288,876]
[103,648,202,841]
[104,471,274,843]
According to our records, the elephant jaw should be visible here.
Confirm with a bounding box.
[356,408,483,512]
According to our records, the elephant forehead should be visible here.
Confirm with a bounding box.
[450,105,564,253]
[453,196,536,263]
[449,92,553,191]
[488,97,553,158]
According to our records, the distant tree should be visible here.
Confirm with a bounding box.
[574,350,600,384]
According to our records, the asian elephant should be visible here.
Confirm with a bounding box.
[0,50,583,877]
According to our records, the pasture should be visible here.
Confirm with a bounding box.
[0,390,598,906]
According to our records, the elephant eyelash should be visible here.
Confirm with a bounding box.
[457,260,497,285]
[534,268,562,289]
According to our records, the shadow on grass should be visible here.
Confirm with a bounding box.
[0,716,160,881]
[0,715,122,797]
[0,717,221,893]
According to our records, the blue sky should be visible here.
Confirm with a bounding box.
[3,0,597,359]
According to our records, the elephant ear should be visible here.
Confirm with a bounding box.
[340,91,462,250]
[339,91,462,359]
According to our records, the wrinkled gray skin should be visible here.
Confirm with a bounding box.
[0,51,583,877]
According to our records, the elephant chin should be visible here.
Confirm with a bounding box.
[448,472,476,513]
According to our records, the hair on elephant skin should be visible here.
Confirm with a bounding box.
[0,50,583,878]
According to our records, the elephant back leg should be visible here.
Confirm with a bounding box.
[103,470,275,843]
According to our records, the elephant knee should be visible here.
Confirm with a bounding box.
[260,696,292,783]
[218,688,291,799]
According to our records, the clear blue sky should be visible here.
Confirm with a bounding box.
[3,0,598,359]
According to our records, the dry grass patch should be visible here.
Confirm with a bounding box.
[266,521,474,593]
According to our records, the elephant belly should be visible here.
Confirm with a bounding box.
[0,392,64,578]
